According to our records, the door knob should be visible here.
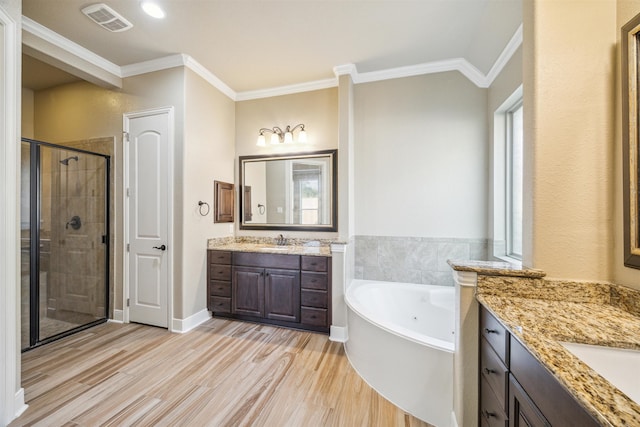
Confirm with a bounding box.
[153,244,167,251]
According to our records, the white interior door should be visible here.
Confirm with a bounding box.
[125,108,172,328]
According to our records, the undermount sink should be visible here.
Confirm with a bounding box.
[560,341,640,404]
[258,246,289,251]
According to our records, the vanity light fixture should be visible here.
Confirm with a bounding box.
[141,1,165,19]
[257,124,307,146]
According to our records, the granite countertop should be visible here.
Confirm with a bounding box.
[448,259,546,278]
[470,269,640,426]
[207,237,334,257]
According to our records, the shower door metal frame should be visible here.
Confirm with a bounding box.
[22,138,111,350]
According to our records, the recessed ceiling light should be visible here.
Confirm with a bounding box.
[141,1,165,19]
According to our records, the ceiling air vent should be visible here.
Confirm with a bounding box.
[81,3,133,32]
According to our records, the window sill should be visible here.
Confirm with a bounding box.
[493,254,522,268]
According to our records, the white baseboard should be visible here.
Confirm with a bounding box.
[172,309,211,333]
[112,309,124,323]
[329,325,348,342]
[14,388,27,418]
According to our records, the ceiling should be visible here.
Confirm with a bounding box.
[21,0,522,94]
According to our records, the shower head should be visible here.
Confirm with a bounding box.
[59,156,79,165]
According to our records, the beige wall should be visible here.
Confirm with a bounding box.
[21,88,33,139]
[615,1,640,288]
[182,68,235,320]
[523,0,616,281]
[353,72,488,239]
[235,88,339,238]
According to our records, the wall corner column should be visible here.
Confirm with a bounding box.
[452,269,478,427]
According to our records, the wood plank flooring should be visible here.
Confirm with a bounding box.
[10,318,434,427]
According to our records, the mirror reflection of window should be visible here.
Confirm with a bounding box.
[292,162,323,225]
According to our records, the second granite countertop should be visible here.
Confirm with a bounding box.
[477,290,640,426]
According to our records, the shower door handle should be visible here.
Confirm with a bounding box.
[153,244,167,251]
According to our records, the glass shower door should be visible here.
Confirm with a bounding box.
[21,139,109,350]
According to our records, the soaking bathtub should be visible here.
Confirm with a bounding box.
[344,279,455,427]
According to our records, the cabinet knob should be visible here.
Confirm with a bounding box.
[484,328,498,334]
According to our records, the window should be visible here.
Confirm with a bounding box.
[492,85,523,263]
[506,101,523,259]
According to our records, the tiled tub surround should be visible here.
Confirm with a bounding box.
[449,260,640,426]
[355,236,488,286]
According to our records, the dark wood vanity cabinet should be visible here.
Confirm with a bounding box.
[233,265,301,322]
[478,306,599,427]
[207,250,330,333]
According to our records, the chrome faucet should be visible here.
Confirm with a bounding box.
[276,234,287,246]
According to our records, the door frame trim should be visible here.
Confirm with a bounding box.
[0,5,28,423]
[123,106,175,331]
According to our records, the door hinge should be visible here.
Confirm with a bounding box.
[123,131,129,142]
[127,298,130,307]
[102,234,108,244]
[126,188,131,197]
[127,243,130,252]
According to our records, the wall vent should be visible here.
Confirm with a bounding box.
[81,3,133,32]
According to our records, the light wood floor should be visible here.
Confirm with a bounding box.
[11,318,434,427]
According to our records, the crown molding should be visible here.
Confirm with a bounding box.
[333,63,358,77]
[22,16,121,77]
[120,53,186,78]
[235,77,338,101]
[484,23,523,87]
[21,15,523,99]
[183,56,237,100]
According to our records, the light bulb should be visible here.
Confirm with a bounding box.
[257,134,266,146]
[141,1,165,19]
[284,132,293,144]
[270,133,280,145]
[297,129,307,143]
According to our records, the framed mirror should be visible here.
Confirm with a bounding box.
[622,13,640,268]
[239,149,337,231]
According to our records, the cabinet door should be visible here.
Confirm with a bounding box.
[232,266,264,317]
[264,268,300,322]
[509,374,550,427]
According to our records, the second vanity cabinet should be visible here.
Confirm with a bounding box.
[208,249,331,333]
[479,305,599,427]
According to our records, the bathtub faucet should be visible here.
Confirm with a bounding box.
[276,234,287,246]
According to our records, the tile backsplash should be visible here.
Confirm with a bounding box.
[354,235,488,286]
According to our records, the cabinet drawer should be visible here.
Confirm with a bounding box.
[209,280,231,297]
[480,337,508,410]
[301,307,328,326]
[301,272,328,290]
[301,289,328,308]
[480,306,509,365]
[209,264,231,281]
[208,250,231,265]
[301,256,328,272]
[209,296,231,313]
[234,252,300,269]
[480,378,508,427]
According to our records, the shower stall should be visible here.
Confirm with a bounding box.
[21,138,110,350]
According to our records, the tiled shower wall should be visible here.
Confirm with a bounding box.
[354,236,488,287]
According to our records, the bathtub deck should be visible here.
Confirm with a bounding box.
[11,318,433,427]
